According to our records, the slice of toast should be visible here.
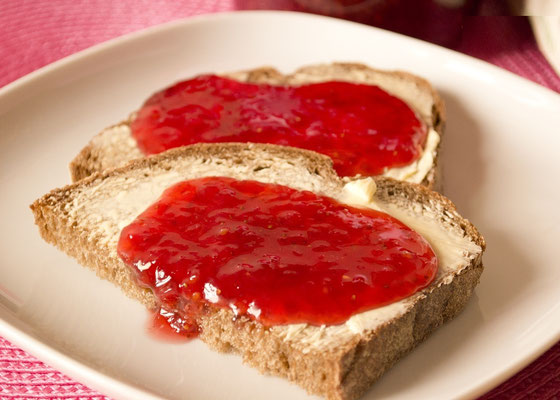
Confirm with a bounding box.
[69,63,445,189]
[33,143,483,400]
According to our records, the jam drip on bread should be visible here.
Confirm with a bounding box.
[130,75,427,177]
[117,177,438,337]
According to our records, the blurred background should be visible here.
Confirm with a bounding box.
[1,0,559,91]
[238,0,560,89]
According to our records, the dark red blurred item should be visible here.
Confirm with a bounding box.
[236,0,480,46]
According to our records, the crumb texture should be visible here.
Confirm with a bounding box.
[33,143,482,400]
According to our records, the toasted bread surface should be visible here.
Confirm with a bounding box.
[34,143,482,400]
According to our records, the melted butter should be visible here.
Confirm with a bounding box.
[274,178,481,351]
[384,128,439,184]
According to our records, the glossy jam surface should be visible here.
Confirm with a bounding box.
[117,177,437,336]
[130,75,427,177]
[147,308,190,342]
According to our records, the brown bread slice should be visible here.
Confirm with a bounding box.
[69,63,445,189]
[33,143,483,400]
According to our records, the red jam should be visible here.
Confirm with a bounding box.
[130,75,427,177]
[147,308,190,342]
[118,177,437,337]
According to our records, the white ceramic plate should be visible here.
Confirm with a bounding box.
[1,11,560,400]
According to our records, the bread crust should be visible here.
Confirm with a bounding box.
[34,143,483,400]
[69,63,445,190]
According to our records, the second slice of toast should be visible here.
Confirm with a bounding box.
[70,63,445,189]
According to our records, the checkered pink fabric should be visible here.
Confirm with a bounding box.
[0,337,109,399]
[1,1,559,399]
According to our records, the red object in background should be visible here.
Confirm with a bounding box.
[295,0,479,46]
[237,0,480,46]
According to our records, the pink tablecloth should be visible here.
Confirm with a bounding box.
[1,1,559,399]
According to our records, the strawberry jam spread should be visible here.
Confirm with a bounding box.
[130,75,427,177]
[117,177,437,337]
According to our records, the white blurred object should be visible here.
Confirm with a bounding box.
[521,1,560,75]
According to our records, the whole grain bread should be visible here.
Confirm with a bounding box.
[69,63,445,189]
[33,143,483,400]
